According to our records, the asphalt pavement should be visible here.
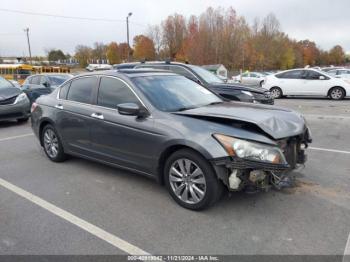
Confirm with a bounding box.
[0,98,349,259]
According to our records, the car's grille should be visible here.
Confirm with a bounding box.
[0,112,23,120]
[264,91,271,98]
[0,96,17,105]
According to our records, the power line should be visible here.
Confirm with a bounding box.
[0,8,146,27]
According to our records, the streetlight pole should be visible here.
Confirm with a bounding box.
[24,28,32,65]
[126,12,132,62]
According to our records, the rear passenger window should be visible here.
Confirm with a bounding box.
[67,77,97,104]
[97,77,139,109]
[59,81,71,99]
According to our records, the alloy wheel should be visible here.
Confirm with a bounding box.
[330,88,343,100]
[271,88,281,98]
[169,158,207,204]
[43,129,59,158]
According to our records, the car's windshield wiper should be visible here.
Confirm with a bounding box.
[206,101,223,106]
[175,106,198,112]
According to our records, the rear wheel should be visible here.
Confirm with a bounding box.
[164,149,223,210]
[329,87,345,100]
[41,124,67,162]
[270,87,283,99]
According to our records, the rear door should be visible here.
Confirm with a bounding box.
[55,76,98,155]
[275,70,306,95]
[89,76,157,174]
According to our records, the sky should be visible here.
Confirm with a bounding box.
[0,0,349,57]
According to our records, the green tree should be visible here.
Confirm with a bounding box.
[75,45,92,68]
[47,49,66,61]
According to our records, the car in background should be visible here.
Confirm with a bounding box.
[9,80,21,88]
[113,62,141,70]
[0,76,30,123]
[86,64,113,72]
[326,68,350,78]
[31,70,311,210]
[321,66,344,72]
[22,74,73,105]
[134,61,274,104]
[232,72,266,87]
[263,68,350,100]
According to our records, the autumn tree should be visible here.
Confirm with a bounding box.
[75,45,92,67]
[162,14,187,59]
[133,35,156,61]
[106,42,121,65]
[91,42,107,62]
[118,43,130,62]
[328,45,345,65]
[147,25,163,59]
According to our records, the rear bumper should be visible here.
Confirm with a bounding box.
[0,99,30,121]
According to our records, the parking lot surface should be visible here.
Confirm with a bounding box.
[0,98,349,258]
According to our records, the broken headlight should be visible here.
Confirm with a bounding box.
[213,134,287,164]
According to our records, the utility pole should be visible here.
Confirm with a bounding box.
[126,12,132,62]
[24,28,32,65]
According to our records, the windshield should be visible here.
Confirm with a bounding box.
[47,75,71,86]
[188,65,224,84]
[0,77,14,89]
[132,75,222,112]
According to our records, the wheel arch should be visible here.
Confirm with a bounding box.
[156,142,214,185]
[327,86,346,97]
[38,118,55,146]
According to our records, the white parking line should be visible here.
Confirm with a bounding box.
[0,133,33,142]
[0,177,150,256]
[309,147,350,155]
[344,232,350,262]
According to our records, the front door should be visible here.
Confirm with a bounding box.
[89,76,158,174]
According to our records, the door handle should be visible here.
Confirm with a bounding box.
[91,112,104,120]
[55,104,63,110]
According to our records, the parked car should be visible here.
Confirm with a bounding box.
[321,66,344,72]
[31,70,311,210]
[0,76,30,122]
[326,68,350,78]
[233,72,266,87]
[22,74,73,105]
[263,68,350,100]
[134,62,273,104]
[113,62,141,70]
[86,64,113,71]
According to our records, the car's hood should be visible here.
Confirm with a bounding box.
[208,83,267,94]
[0,87,21,101]
[174,102,306,140]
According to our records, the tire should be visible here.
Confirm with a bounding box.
[329,87,345,100]
[17,117,29,123]
[164,149,223,210]
[270,86,283,99]
[41,124,67,162]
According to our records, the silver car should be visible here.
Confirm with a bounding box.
[0,77,30,122]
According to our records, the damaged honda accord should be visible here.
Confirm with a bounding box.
[31,70,312,210]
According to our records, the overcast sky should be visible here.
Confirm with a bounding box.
[0,0,349,57]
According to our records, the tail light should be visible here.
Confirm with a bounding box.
[31,102,38,113]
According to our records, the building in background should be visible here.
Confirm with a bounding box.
[201,64,228,79]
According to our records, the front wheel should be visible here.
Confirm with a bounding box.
[41,124,67,162]
[164,149,223,210]
[329,87,345,100]
[270,87,283,99]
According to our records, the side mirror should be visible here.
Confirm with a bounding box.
[42,81,50,88]
[117,103,148,117]
[319,75,326,80]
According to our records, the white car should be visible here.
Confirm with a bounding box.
[327,68,350,78]
[233,72,265,87]
[86,64,113,72]
[263,68,350,100]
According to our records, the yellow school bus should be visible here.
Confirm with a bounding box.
[33,66,71,74]
[0,64,34,84]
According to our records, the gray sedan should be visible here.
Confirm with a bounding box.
[31,70,312,210]
[0,77,30,122]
